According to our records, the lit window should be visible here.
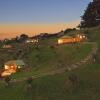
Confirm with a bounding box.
[18,66,21,69]
[5,65,9,69]
[80,36,82,39]
[11,66,14,68]
[58,39,63,44]
[83,36,85,38]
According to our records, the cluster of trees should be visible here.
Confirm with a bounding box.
[0,28,76,46]
[80,0,100,28]
[31,28,76,39]
[1,34,29,45]
[14,34,29,43]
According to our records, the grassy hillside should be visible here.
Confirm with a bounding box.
[0,28,100,100]
[11,42,91,79]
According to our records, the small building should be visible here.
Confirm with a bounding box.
[26,39,38,43]
[58,34,87,45]
[58,36,79,44]
[4,60,25,73]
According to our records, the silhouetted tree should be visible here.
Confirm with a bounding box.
[19,34,29,42]
[64,28,73,34]
[80,0,100,28]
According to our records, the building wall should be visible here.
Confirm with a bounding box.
[58,37,81,44]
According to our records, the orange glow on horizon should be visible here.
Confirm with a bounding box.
[0,19,80,40]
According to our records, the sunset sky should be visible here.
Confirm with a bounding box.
[0,0,91,40]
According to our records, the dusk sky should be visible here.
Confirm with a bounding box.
[0,0,92,39]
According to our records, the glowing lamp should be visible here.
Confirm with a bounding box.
[58,39,63,44]
[5,65,9,70]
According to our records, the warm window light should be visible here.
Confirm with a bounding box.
[26,40,30,43]
[18,66,21,69]
[26,39,38,43]
[1,71,11,77]
[5,65,9,70]
[79,36,83,39]
[83,36,85,38]
[11,66,14,68]
[58,39,63,44]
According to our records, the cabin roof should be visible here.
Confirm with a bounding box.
[60,35,72,39]
[5,60,25,66]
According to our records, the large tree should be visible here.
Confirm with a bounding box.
[80,0,100,28]
[18,34,29,42]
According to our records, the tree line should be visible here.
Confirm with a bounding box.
[80,0,100,28]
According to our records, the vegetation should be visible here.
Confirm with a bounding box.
[80,0,100,28]
[0,27,99,100]
[10,41,91,79]
[0,1,100,99]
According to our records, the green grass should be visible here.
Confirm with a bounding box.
[11,42,92,79]
[0,28,100,100]
[0,60,100,100]
[0,51,15,68]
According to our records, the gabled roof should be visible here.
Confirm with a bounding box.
[60,35,72,39]
[5,60,25,66]
[16,60,25,66]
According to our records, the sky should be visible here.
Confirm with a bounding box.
[0,0,92,39]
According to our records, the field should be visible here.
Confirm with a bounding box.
[0,28,100,100]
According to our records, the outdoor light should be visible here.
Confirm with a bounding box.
[11,66,14,68]
[58,39,63,44]
[18,66,21,69]
[5,65,9,70]
[80,36,83,39]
